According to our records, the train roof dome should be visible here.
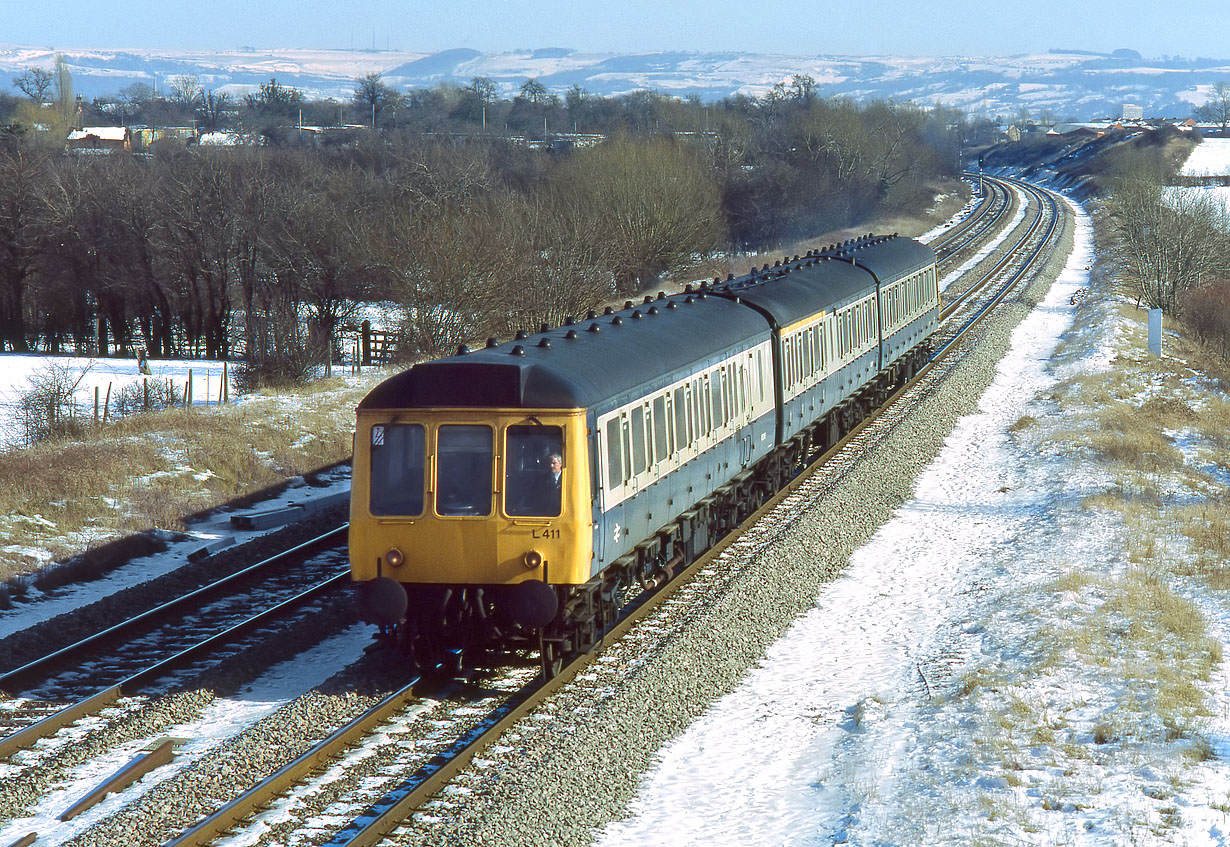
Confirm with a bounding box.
[711,234,935,328]
[358,293,768,411]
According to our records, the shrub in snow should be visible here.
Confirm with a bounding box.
[14,362,91,445]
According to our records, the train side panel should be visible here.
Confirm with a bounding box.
[591,338,775,573]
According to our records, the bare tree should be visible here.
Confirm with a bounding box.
[0,150,50,351]
[196,90,232,131]
[12,68,53,103]
[353,72,398,127]
[467,76,498,105]
[1195,81,1230,132]
[168,75,203,110]
[518,78,550,105]
[551,135,725,293]
[1103,167,1230,312]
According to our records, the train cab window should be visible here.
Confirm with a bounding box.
[505,425,564,517]
[369,423,425,516]
[436,425,493,516]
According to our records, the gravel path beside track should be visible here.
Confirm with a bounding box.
[389,198,1077,847]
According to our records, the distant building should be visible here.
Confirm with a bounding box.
[130,127,197,151]
[1122,104,1144,120]
[66,126,130,153]
[1047,123,1101,139]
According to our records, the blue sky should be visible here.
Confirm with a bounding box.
[6,0,1228,58]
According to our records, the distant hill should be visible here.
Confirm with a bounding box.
[2,43,1229,121]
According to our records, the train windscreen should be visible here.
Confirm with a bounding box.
[369,423,425,516]
[436,425,494,516]
[505,425,563,517]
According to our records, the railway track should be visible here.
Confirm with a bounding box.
[928,174,1013,266]
[0,528,358,846]
[0,175,1065,847]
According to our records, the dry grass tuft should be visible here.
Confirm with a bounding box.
[0,369,387,580]
[1008,414,1038,433]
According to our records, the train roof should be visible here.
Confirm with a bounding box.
[358,234,934,413]
[358,292,768,411]
[711,234,935,328]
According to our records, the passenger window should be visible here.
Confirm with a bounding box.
[505,425,563,517]
[696,379,707,436]
[653,396,669,463]
[369,423,425,516]
[605,417,624,488]
[711,374,723,428]
[721,368,731,424]
[436,425,493,516]
[674,386,688,448]
[631,406,647,475]
[756,350,766,402]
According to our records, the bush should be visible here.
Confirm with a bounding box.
[1181,282,1230,360]
[13,361,91,445]
[234,335,327,392]
[111,378,185,416]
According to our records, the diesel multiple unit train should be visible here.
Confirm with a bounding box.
[349,233,939,673]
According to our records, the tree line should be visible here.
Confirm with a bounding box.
[0,74,980,379]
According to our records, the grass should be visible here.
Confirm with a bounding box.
[948,282,1230,841]
[0,370,388,583]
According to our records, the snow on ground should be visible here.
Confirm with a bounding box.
[1181,137,1230,177]
[0,463,350,642]
[0,354,231,448]
[0,623,373,847]
[597,196,1230,845]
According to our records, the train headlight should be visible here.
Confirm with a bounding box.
[522,549,543,570]
[384,547,405,568]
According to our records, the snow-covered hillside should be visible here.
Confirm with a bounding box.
[2,43,1229,120]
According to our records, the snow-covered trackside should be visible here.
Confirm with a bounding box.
[594,196,1230,845]
[0,464,350,642]
[0,624,372,846]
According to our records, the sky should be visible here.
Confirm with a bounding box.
[4,0,1229,59]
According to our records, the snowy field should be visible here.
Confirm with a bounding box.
[0,354,231,448]
[1181,137,1230,177]
[1168,137,1230,211]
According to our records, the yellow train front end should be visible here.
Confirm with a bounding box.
[350,404,593,645]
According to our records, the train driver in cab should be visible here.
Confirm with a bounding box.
[506,427,564,518]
